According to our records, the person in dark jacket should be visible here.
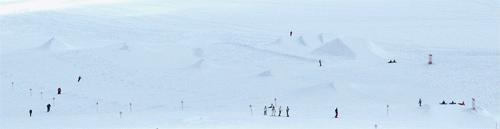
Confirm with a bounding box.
[271,105,276,116]
[29,109,32,117]
[440,100,447,105]
[278,106,282,117]
[46,104,51,112]
[458,101,465,106]
[289,31,293,37]
[419,98,422,107]
[78,76,82,83]
[286,106,290,117]
[334,108,339,118]
[57,88,61,95]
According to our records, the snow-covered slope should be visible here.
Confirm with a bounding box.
[1,0,499,129]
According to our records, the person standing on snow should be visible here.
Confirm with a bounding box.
[472,98,476,110]
[57,88,61,95]
[286,106,290,117]
[264,106,268,116]
[334,108,339,118]
[29,109,32,117]
[271,105,276,116]
[419,98,422,107]
[46,104,51,112]
[319,60,322,67]
[278,106,282,117]
[289,31,293,37]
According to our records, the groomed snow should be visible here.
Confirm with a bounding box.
[1,0,499,129]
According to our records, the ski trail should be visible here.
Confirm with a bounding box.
[222,43,317,62]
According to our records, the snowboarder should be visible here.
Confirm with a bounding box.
[29,109,32,117]
[77,76,82,83]
[57,88,61,95]
[264,106,267,116]
[289,31,293,37]
[419,98,422,107]
[440,100,447,105]
[334,108,339,118]
[46,104,51,112]
[278,106,282,117]
[286,106,290,117]
[319,60,322,67]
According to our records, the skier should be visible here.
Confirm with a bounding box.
[319,60,322,67]
[57,88,61,95]
[29,109,32,117]
[77,76,82,83]
[264,106,267,116]
[418,98,422,107]
[289,31,293,37]
[278,106,282,117]
[440,100,447,105]
[286,106,290,117]
[334,108,339,118]
[46,104,51,112]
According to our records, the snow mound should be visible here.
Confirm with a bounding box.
[35,37,76,51]
[341,38,385,60]
[257,70,272,77]
[318,33,325,44]
[119,43,130,51]
[296,36,307,46]
[189,59,204,68]
[193,48,204,58]
[311,38,356,58]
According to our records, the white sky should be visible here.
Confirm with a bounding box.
[0,0,125,15]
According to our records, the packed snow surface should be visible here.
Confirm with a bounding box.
[1,0,499,129]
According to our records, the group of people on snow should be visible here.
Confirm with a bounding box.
[387,59,397,63]
[419,98,471,107]
[27,76,82,117]
[440,100,465,106]
[264,104,290,117]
